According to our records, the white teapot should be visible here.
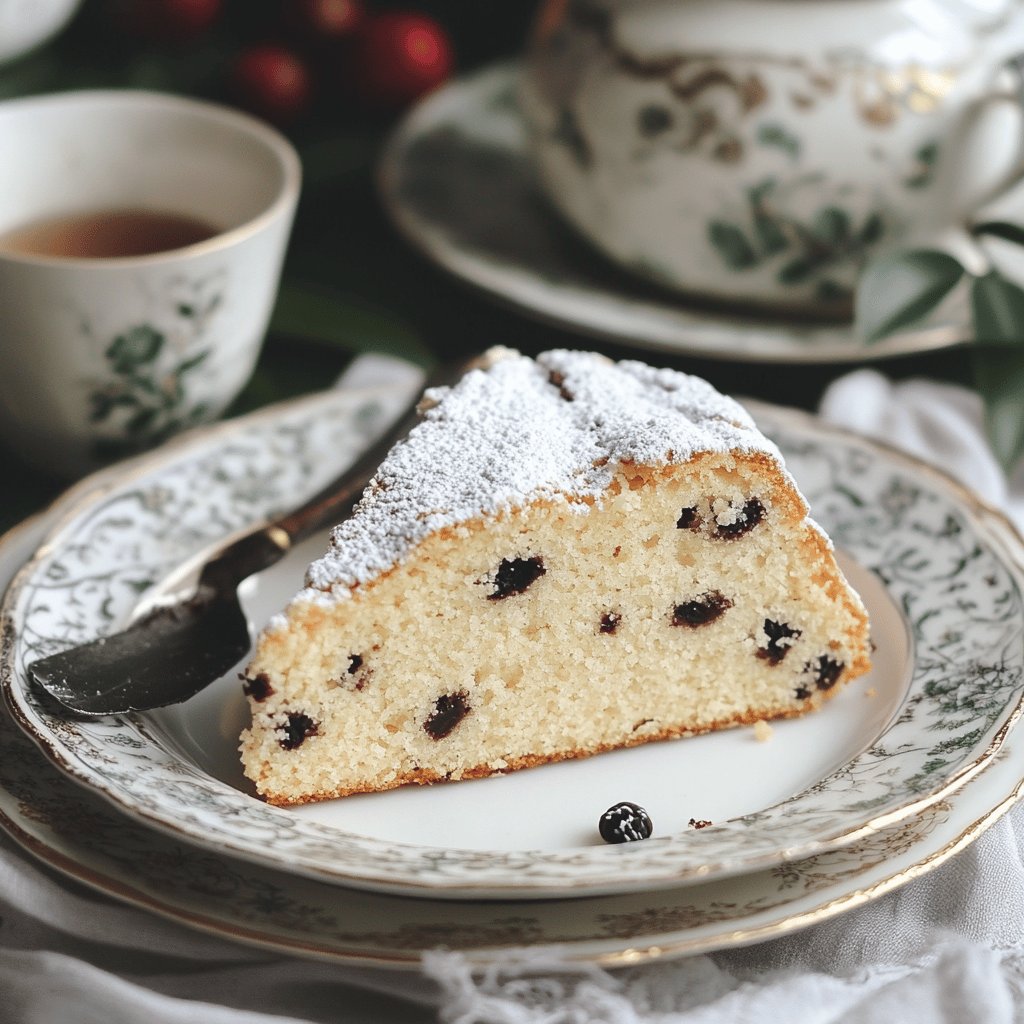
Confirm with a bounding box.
[520,0,1024,314]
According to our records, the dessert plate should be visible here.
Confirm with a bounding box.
[379,63,967,364]
[4,384,1024,899]
[2,512,1024,966]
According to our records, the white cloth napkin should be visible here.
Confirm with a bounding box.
[3,366,1024,1024]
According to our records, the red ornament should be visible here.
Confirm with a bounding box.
[111,0,222,42]
[231,46,313,125]
[351,12,454,109]
[289,0,365,40]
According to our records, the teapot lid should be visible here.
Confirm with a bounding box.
[601,0,1007,67]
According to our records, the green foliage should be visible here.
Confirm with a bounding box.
[856,241,1024,471]
[972,345,1024,470]
[855,250,963,343]
[270,280,430,364]
[972,271,1024,346]
[974,220,1024,248]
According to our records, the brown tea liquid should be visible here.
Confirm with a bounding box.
[0,208,220,259]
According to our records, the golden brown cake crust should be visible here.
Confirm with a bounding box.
[253,691,861,806]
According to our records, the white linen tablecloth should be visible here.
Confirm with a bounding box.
[2,366,1024,1024]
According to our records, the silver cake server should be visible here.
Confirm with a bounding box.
[28,359,467,716]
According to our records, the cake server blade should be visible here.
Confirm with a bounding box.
[27,358,468,716]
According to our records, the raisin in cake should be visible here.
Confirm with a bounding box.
[240,349,870,805]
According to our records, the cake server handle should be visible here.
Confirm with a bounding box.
[26,356,473,717]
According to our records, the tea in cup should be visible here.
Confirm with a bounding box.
[0,90,300,476]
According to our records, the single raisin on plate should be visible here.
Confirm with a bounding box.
[424,690,471,740]
[278,712,318,751]
[756,619,802,665]
[714,497,765,539]
[688,818,713,830]
[671,591,733,627]
[599,801,654,844]
[487,556,546,600]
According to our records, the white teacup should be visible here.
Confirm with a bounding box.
[0,0,81,65]
[0,90,300,476]
[521,0,1024,316]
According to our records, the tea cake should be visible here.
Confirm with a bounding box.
[239,349,871,805]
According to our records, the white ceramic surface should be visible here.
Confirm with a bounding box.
[2,508,1024,966]
[0,90,300,476]
[0,0,80,64]
[4,383,1024,899]
[520,0,1024,309]
[379,63,972,363]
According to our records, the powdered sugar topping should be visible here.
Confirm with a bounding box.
[302,349,782,599]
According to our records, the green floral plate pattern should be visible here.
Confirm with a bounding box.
[3,386,1024,899]
[2,513,1024,966]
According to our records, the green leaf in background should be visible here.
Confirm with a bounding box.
[270,280,431,366]
[972,346,1024,470]
[855,249,964,343]
[969,271,1024,470]
[971,270,1024,345]
[973,221,1024,249]
[971,270,1024,471]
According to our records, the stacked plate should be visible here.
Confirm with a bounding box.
[2,379,1024,968]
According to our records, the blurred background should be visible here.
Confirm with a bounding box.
[0,0,976,522]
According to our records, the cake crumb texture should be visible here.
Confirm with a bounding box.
[239,350,871,805]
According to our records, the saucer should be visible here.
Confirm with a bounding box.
[378,63,967,365]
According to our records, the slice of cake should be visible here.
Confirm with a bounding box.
[240,349,870,805]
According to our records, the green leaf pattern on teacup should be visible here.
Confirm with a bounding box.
[707,177,887,301]
[756,122,801,162]
[86,271,225,460]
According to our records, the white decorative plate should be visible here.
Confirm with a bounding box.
[3,384,1024,899]
[379,63,967,364]
[1,511,1023,966]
